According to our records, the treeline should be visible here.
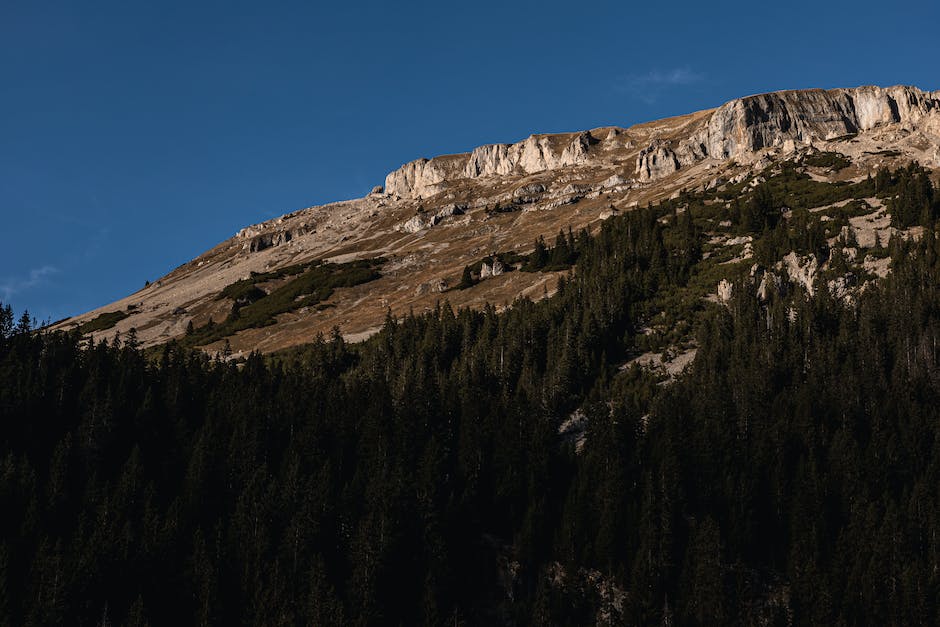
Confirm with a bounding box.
[457,228,583,289]
[721,161,939,267]
[0,201,691,625]
[2,165,940,624]
[186,258,385,347]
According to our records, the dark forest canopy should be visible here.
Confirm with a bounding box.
[3,164,940,625]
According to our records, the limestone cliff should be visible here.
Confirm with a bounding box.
[386,131,603,199]
[636,85,940,181]
[56,84,940,355]
[385,85,940,197]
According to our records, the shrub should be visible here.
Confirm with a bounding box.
[77,310,130,334]
[187,258,384,346]
[803,151,851,171]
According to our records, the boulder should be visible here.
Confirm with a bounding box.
[399,215,427,234]
[636,141,680,182]
[717,279,733,303]
[601,174,630,188]
[780,252,819,295]
[429,203,466,226]
[512,183,546,203]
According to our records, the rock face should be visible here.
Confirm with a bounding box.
[58,84,940,355]
[238,222,315,253]
[701,85,938,156]
[513,183,547,204]
[636,141,680,181]
[386,131,599,199]
[636,85,940,181]
[780,252,820,296]
[717,279,733,303]
[480,259,504,279]
[384,154,467,199]
[397,203,466,233]
[399,214,427,234]
[386,86,940,197]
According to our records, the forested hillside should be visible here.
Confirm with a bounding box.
[2,164,940,625]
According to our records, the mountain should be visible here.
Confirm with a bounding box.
[8,84,940,625]
[55,85,940,354]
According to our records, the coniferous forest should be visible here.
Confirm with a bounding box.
[3,164,940,625]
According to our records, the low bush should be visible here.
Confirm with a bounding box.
[77,310,130,334]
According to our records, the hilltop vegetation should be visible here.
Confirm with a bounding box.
[185,257,385,347]
[75,310,130,335]
[2,166,940,624]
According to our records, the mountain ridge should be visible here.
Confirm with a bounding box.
[54,84,940,354]
[385,85,940,197]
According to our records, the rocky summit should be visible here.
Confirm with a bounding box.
[55,85,940,355]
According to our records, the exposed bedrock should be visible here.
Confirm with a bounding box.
[636,85,940,181]
[384,85,940,196]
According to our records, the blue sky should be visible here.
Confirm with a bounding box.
[2,0,938,322]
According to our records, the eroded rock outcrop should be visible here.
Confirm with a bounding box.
[239,223,315,253]
[636,141,680,181]
[512,183,547,204]
[386,131,600,199]
[63,83,940,355]
[780,252,819,296]
[480,259,504,279]
[717,279,733,303]
[397,203,467,234]
[384,154,467,199]
[636,85,940,181]
[386,86,940,198]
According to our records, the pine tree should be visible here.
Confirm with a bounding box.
[14,311,32,335]
[0,304,13,340]
[526,236,549,271]
[457,266,475,289]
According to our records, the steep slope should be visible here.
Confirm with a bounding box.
[55,85,940,354]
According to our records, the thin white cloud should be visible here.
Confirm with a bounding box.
[80,227,110,261]
[616,67,705,103]
[0,265,59,301]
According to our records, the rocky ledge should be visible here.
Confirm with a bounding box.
[383,85,940,197]
[636,85,940,181]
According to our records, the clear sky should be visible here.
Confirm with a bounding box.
[2,0,938,322]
